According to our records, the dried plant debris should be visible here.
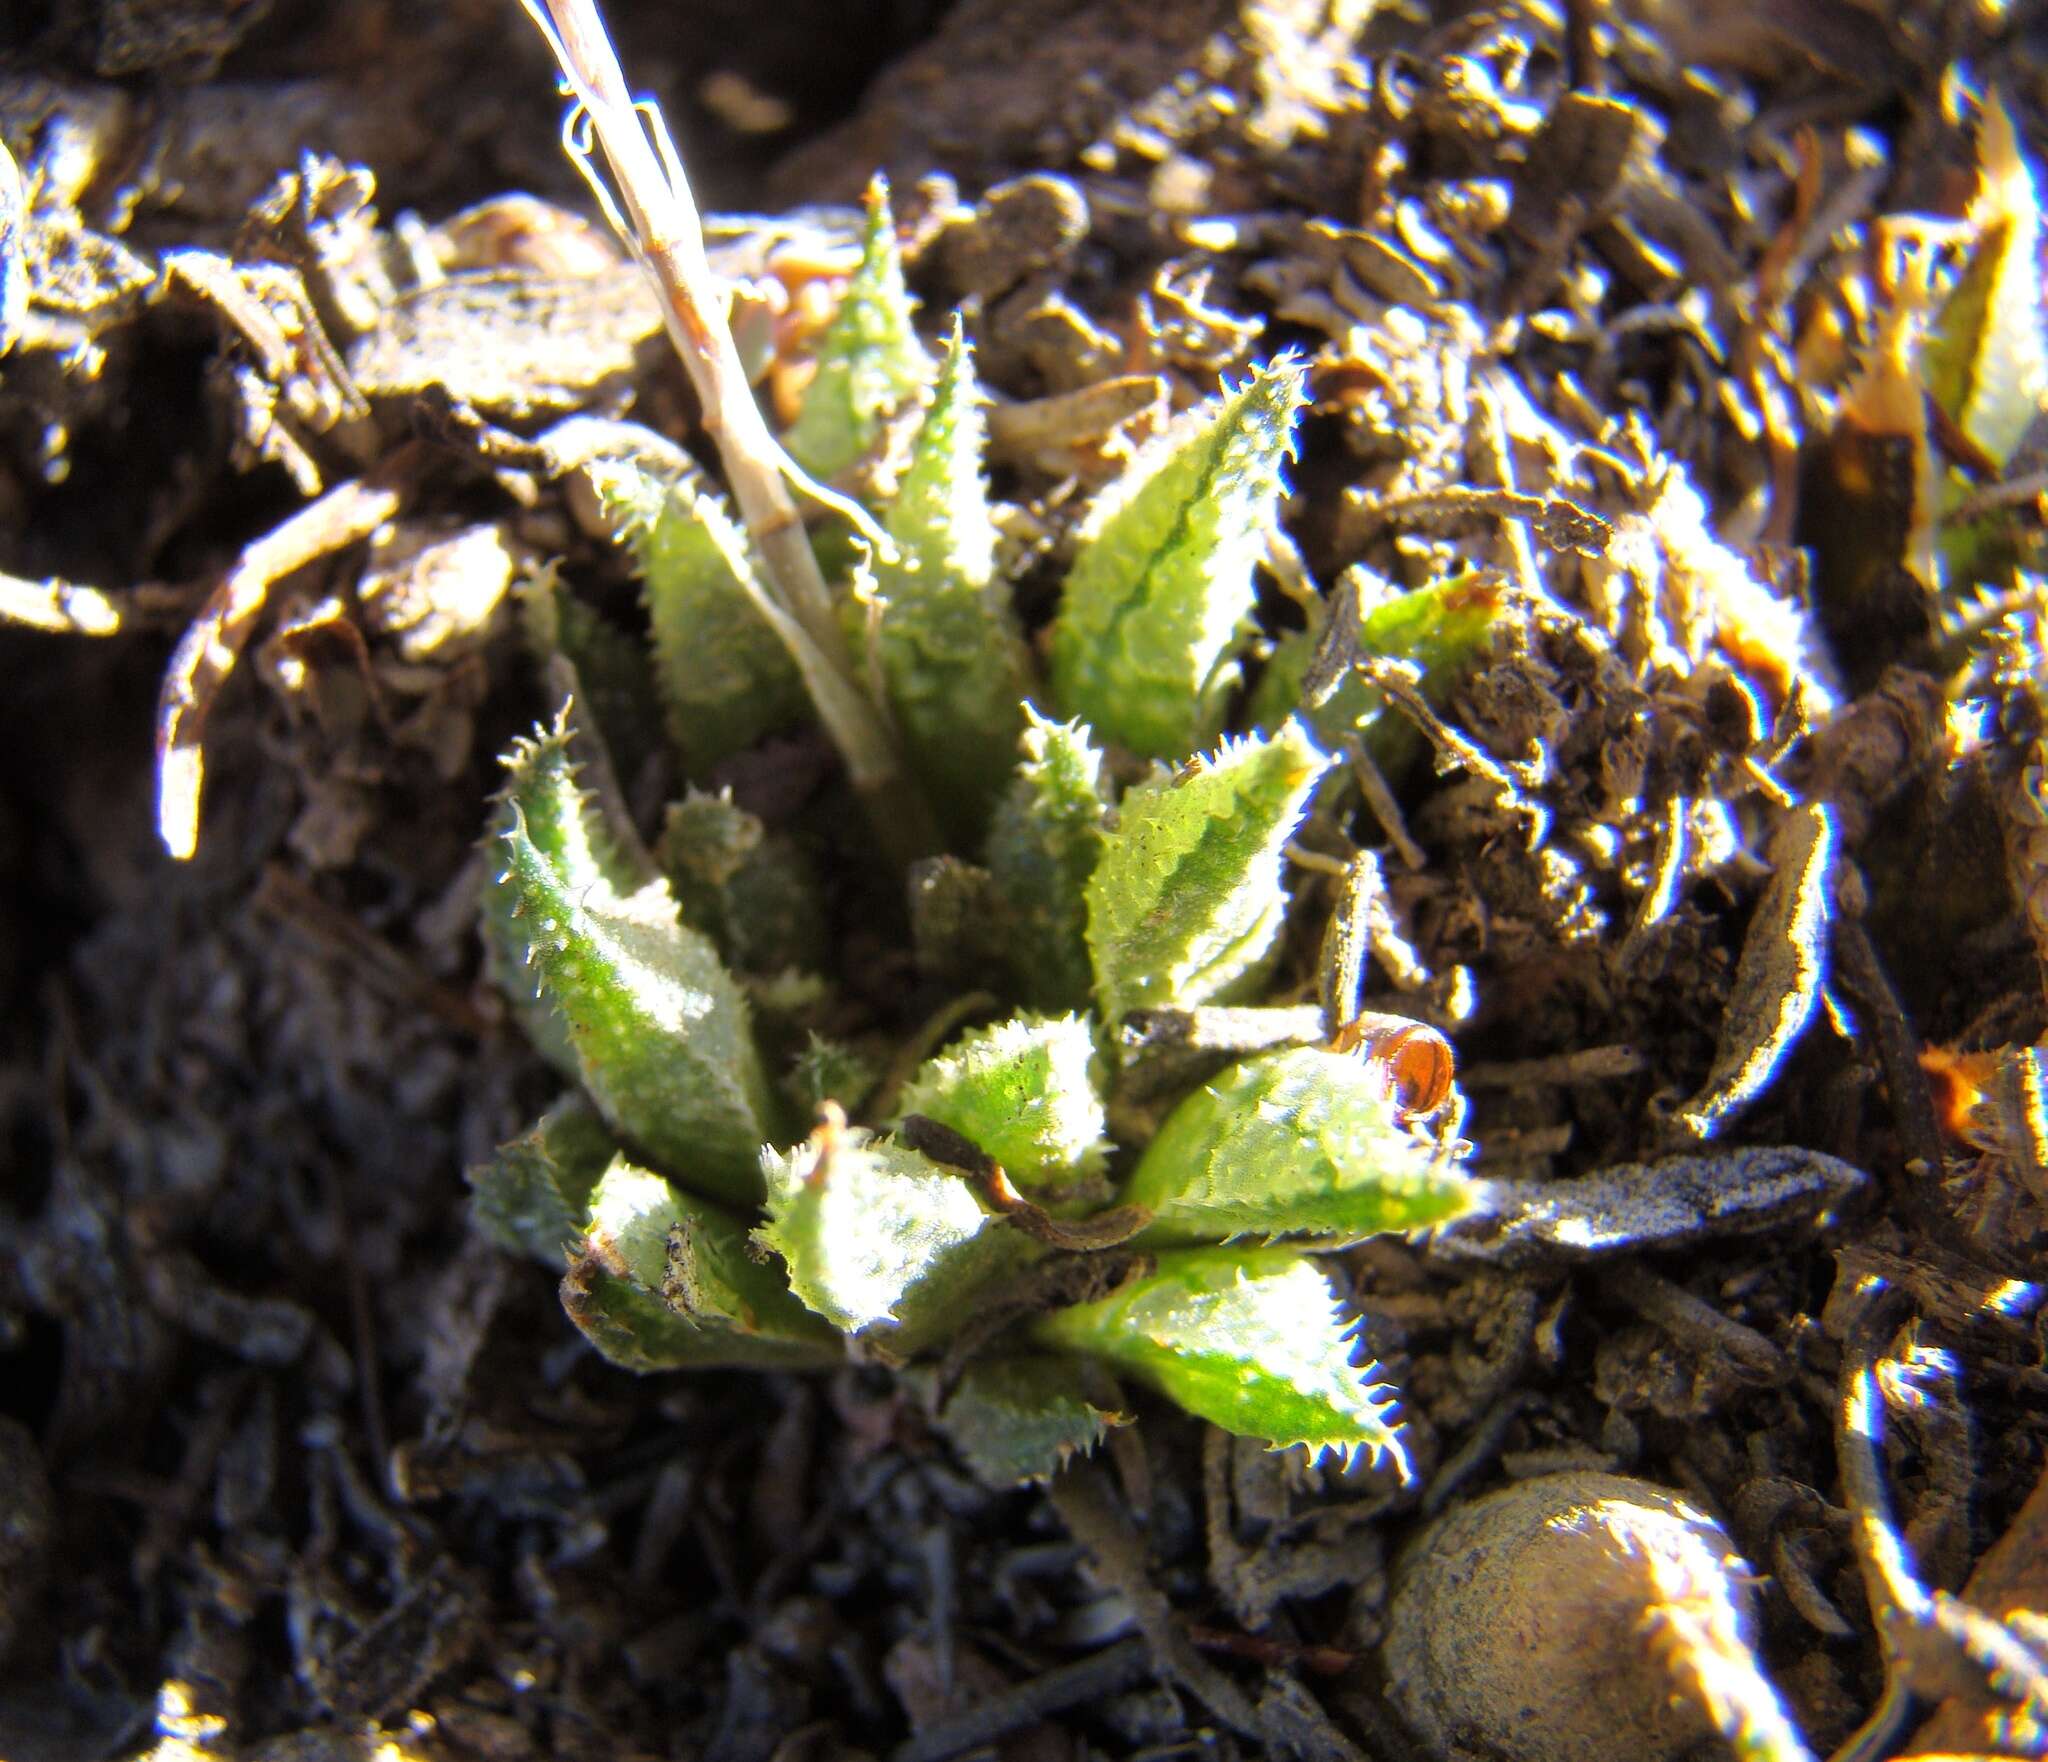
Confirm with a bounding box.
[1676,802,1838,1139]
[9,2,2048,1761]
[1428,1145,1868,1271]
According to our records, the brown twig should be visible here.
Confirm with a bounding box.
[1831,1299,2048,1762]
[886,1636,1152,1762]
[1048,1459,1262,1739]
[156,449,418,859]
[518,0,934,858]
[0,572,195,636]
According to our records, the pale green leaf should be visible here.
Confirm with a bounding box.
[865,317,1030,841]
[936,1355,1122,1485]
[480,718,647,1075]
[908,853,1006,985]
[1251,569,1508,777]
[758,1128,1037,1356]
[467,1097,617,1265]
[497,737,781,1204]
[517,563,664,771]
[784,177,929,480]
[1050,357,1307,757]
[985,709,1110,1011]
[593,454,809,775]
[785,1034,881,1115]
[1927,93,2048,472]
[1085,720,1331,1024]
[562,1156,837,1370]
[1031,1246,1409,1471]
[657,791,829,977]
[897,1013,1111,1192]
[1123,1046,1476,1246]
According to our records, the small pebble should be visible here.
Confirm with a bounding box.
[1382,1471,1796,1762]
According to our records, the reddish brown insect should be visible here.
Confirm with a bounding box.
[1330,1011,1456,1121]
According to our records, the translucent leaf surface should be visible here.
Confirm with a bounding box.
[936,1355,1121,1485]
[1032,1246,1408,1470]
[897,1013,1111,1191]
[496,732,780,1204]
[1086,721,1330,1024]
[759,1128,1036,1355]
[1124,1046,1476,1245]
[865,319,1030,840]
[985,710,1110,1011]
[1050,358,1306,757]
[784,178,929,480]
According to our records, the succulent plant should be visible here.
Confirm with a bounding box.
[471,182,1485,1484]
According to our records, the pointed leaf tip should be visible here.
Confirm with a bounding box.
[759,1124,1038,1354]
[592,457,810,775]
[1125,1044,1477,1247]
[986,710,1110,1011]
[865,309,1028,840]
[784,176,929,479]
[1086,719,1331,1024]
[1050,357,1309,757]
[1033,1247,1410,1472]
[896,1012,1111,1193]
[492,743,780,1203]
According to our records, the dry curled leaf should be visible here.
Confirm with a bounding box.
[1677,802,1838,1139]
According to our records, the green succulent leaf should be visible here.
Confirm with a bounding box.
[1050,357,1307,758]
[863,317,1031,841]
[908,853,1006,985]
[496,729,781,1204]
[1926,92,2047,475]
[1252,570,1508,777]
[1925,93,2048,590]
[897,1013,1111,1193]
[935,1355,1123,1485]
[481,719,649,1075]
[1123,1046,1476,1246]
[657,790,829,977]
[563,1156,837,1370]
[518,562,665,773]
[467,1097,619,1265]
[561,1256,719,1373]
[786,1034,881,1115]
[985,710,1111,1012]
[592,453,810,775]
[784,176,929,480]
[1031,1246,1408,1470]
[758,1127,1037,1356]
[1086,720,1331,1025]
[659,1188,840,1354]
